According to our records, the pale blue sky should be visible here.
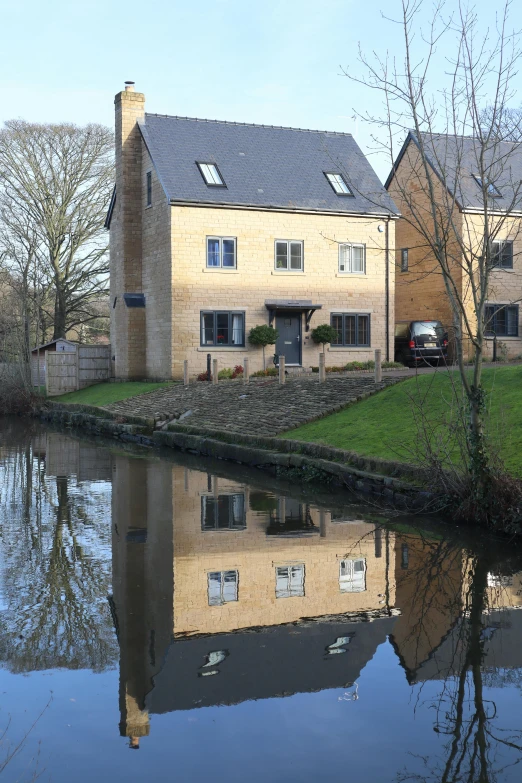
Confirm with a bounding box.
[1,0,520,181]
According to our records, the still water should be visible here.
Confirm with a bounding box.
[1,419,522,782]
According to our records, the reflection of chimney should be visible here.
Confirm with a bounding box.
[110,81,146,379]
[120,692,150,741]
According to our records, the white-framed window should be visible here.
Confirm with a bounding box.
[197,162,226,187]
[339,243,365,274]
[208,570,238,606]
[339,558,366,592]
[275,240,303,271]
[207,236,236,268]
[275,564,305,598]
[324,172,353,195]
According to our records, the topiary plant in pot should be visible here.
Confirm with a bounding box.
[248,325,279,370]
[311,323,339,354]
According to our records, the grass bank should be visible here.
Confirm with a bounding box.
[54,381,172,406]
[282,366,522,477]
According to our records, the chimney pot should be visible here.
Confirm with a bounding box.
[124,81,135,92]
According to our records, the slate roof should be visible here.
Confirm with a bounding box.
[386,130,522,212]
[138,114,398,216]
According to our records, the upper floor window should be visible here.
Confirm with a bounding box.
[208,570,238,606]
[400,248,409,272]
[339,558,366,592]
[339,243,365,274]
[473,175,502,198]
[201,494,246,530]
[491,240,513,269]
[275,564,305,598]
[146,171,152,207]
[331,313,371,347]
[207,237,236,268]
[201,311,245,347]
[197,162,226,187]
[484,304,519,337]
[325,172,353,196]
[275,240,303,271]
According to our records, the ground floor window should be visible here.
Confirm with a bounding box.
[275,564,305,598]
[201,494,246,530]
[331,313,371,346]
[201,311,245,346]
[208,570,238,605]
[484,304,519,337]
[339,558,366,592]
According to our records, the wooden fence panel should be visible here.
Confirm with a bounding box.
[77,345,111,389]
[46,351,78,396]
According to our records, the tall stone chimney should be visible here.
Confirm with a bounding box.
[110,82,147,379]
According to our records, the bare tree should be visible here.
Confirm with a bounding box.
[350,0,522,520]
[0,120,113,343]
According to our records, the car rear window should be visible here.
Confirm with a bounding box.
[411,321,444,339]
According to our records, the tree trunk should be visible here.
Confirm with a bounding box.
[53,288,67,340]
[262,345,266,371]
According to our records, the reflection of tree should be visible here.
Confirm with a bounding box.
[0,444,117,672]
[396,538,522,783]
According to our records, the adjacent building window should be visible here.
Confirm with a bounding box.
[197,162,226,187]
[400,248,409,272]
[339,243,365,274]
[208,570,238,606]
[207,237,236,268]
[200,311,245,346]
[146,171,152,207]
[484,304,519,337]
[201,494,246,530]
[339,558,366,592]
[491,240,513,269]
[275,565,305,598]
[324,172,353,196]
[473,175,502,198]
[331,313,371,347]
[275,240,303,271]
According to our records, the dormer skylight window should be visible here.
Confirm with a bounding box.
[324,172,353,196]
[473,175,502,198]
[197,162,226,187]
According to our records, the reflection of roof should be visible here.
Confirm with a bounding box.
[147,616,397,713]
[139,114,399,216]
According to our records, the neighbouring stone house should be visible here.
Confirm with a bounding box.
[107,82,399,380]
[386,131,522,359]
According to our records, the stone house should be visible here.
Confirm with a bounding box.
[107,82,399,380]
[386,131,522,359]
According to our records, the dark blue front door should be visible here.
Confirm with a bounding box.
[275,311,301,365]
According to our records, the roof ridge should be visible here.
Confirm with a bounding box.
[144,112,353,137]
[416,129,519,146]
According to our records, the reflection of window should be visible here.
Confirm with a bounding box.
[208,571,238,605]
[202,494,246,530]
[275,565,305,598]
[487,573,513,588]
[401,544,409,570]
[267,500,317,536]
[326,635,355,654]
[339,559,366,592]
[199,649,229,677]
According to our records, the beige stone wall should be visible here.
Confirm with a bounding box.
[169,205,395,378]
[172,466,395,635]
[389,141,463,347]
[141,150,173,378]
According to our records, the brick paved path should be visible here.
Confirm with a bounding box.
[105,376,396,436]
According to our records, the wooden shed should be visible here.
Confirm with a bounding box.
[31,339,76,387]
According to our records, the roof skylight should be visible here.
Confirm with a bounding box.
[473,175,502,198]
[197,162,226,187]
[324,172,353,196]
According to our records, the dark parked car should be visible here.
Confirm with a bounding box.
[394,320,448,366]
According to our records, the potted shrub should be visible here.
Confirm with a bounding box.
[248,325,279,370]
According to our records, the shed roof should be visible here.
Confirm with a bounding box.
[139,114,399,217]
[31,339,76,354]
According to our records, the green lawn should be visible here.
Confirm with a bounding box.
[54,381,172,406]
[282,366,522,476]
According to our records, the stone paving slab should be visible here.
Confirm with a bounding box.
[105,376,398,436]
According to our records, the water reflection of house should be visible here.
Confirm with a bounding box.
[110,456,398,744]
